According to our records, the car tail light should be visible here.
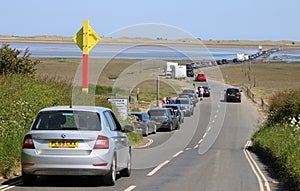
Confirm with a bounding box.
[23,134,35,149]
[236,93,241,96]
[94,135,109,149]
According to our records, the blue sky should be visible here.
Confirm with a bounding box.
[1,0,299,41]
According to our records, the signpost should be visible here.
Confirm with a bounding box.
[108,98,129,120]
[73,20,101,93]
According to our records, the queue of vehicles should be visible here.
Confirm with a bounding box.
[20,70,243,186]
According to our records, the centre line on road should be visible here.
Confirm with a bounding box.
[124,185,136,191]
[194,144,199,149]
[173,150,184,158]
[147,160,170,176]
[198,139,203,144]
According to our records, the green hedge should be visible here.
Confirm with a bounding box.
[252,88,300,190]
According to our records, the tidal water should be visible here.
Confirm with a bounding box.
[2,42,300,62]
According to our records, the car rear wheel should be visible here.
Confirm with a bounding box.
[22,170,37,186]
[169,123,173,131]
[102,155,116,186]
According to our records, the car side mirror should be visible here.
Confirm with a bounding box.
[240,90,243,92]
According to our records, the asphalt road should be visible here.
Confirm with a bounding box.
[1,80,279,191]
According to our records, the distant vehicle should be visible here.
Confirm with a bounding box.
[178,92,198,106]
[175,97,194,117]
[181,88,199,103]
[224,88,242,102]
[162,104,184,124]
[129,112,156,136]
[195,73,207,82]
[222,59,228,64]
[165,61,178,76]
[171,65,187,79]
[186,63,194,77]
[148,108,179,131]
[21,106,131,186]
[198,86,211,97]
[211,61,218,66]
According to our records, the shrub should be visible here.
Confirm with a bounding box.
[267,88,300,125]
[0,44,39,75]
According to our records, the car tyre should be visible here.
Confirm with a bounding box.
[120,151,131,177]
[102,155,116,186]
[143,127,149,137]
[169,123,173,132]
[153,125,157,134]
[22,170,37,186]
[177,122,180,130]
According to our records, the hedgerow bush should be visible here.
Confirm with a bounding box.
[252,88,300,190]
[0,75,72,178]
[267,88,300,125]
[0,44,39,75]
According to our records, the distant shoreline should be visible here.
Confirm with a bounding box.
[1,35,300,50]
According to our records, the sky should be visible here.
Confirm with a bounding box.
[1,0,299,41]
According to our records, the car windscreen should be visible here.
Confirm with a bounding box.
[148,110,166,116]
[31,110,101,131]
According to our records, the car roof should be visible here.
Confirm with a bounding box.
[39,106,109,113]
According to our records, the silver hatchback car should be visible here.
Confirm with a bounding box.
[21,106,131,186]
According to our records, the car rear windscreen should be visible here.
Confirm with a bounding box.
[31,110,101,131]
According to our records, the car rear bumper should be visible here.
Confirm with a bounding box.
[21,149,113,176]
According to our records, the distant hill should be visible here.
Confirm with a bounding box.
[0,35,299,49]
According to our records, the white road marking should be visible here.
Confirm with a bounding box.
[124,185,136,191]
[243,140,271,191]
[212,120,215,123]
[147,160,170,176]
[214,115,217,118]
[185,148,191,150]
[135,139,153,148]
[194,144,199,149]
[203,132,207,138]
[173,150,184,158]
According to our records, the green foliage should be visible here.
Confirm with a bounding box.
[252,124,300,190]
[267,88,300,125]
[0,74,72,178]
[252,88,300,190]
[0,44,39,75]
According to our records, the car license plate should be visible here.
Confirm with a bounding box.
[49,140,79,148]
[230,93,235,96]
[156,122,161,125]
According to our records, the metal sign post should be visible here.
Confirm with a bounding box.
[73,20,101,93]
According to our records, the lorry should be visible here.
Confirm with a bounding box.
[165,62,178,77]
[171,65,187,79]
